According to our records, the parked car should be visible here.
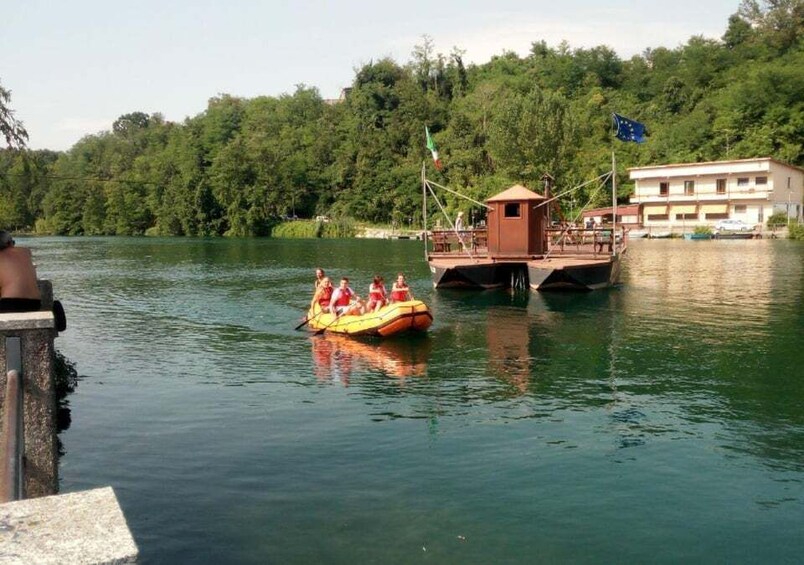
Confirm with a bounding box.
[715,219,753,231]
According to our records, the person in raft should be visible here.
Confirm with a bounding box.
[389,273,413,303]
[366,275,387,312]
[330,277,364,316]
[314,267,326,290]
[0,231,42,313]
[310,276,334,312]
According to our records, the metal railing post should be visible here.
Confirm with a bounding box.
[0,336,24,501]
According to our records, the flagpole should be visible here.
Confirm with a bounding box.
[422,161,428,261]
[611,150,617,256]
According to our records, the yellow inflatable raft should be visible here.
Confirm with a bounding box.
[307,300,433,337]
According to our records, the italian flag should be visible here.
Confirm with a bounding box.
[425,126,443,170]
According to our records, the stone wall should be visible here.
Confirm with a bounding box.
[0,305,58,498]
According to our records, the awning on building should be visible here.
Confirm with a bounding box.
[643,205,667,215]
[700,204,728,214]
[671,205,697,214]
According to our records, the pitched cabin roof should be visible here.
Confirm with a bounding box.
[486,184,546,203]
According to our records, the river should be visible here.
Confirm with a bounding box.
[25,236,804,564]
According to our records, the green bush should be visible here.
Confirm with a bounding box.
[270,220,319,238]
[767,212,789,227]
[693,225,713,235]
[269,218,358,238]
[321,218,357,238]
[788,221,804,240]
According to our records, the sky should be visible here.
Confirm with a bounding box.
[2,0,743,151]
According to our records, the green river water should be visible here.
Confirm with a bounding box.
[24,236,804,564]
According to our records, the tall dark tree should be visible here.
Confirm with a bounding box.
[0,79,28,149]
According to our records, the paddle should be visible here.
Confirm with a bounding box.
[295,309,322,331]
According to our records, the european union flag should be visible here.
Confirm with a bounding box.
[613,113,646,143]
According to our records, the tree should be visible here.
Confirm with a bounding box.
[0,79,28,149]
[488,88,579,187]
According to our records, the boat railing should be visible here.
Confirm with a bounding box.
[430,228,488,255]
[546,225,627,257]
[428,226,627,259]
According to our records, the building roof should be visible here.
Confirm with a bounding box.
[582,205,640,217]
[627,157,804,174]
[486,184,545,202]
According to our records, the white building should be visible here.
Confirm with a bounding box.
[628,158,803,231]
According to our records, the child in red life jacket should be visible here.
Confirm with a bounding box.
[366,275,387,312]
[389,273,413,303]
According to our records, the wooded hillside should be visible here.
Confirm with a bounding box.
[1,0,801,235]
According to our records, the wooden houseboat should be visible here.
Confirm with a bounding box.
[424,179,626,291]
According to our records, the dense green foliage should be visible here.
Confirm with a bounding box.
[0,79,29,149]
[789,221,804,240]
[766,211,790,227]
[1,1,802,236]
[270,220,321,239]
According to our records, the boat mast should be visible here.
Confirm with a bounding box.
[611,151,617,256]
[422,161,428,260]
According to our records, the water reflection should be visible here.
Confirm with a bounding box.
[486,305,533,393]
[311,335,433,385]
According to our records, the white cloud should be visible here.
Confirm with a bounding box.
[391,13,724,65]
[55,117,113,135]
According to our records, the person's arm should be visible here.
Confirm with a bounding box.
[329,288,341,313]
[310,287,321,310]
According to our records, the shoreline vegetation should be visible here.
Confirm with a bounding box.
[1,3,802,240]
[14,219,804,240]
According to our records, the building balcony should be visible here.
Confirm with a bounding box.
[630,189,771,204]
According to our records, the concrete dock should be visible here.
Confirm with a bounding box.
[0,486,138,563]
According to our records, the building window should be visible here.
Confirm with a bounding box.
[684,180,694,195]
[737,177,749,187]
[504,203,521,218]
[734,205,747,213]
[675,213,698,220]
[756,176,767,185]
[647,214,669,221]
[716,179,726,194]
[659,182,669,196]
[705,213,728,220]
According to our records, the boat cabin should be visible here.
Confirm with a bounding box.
[486,184,548,258]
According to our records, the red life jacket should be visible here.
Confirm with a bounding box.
[369,284,386,301]
[390,285,408,302]
[318,286,333,308]
[334,287,353,307]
